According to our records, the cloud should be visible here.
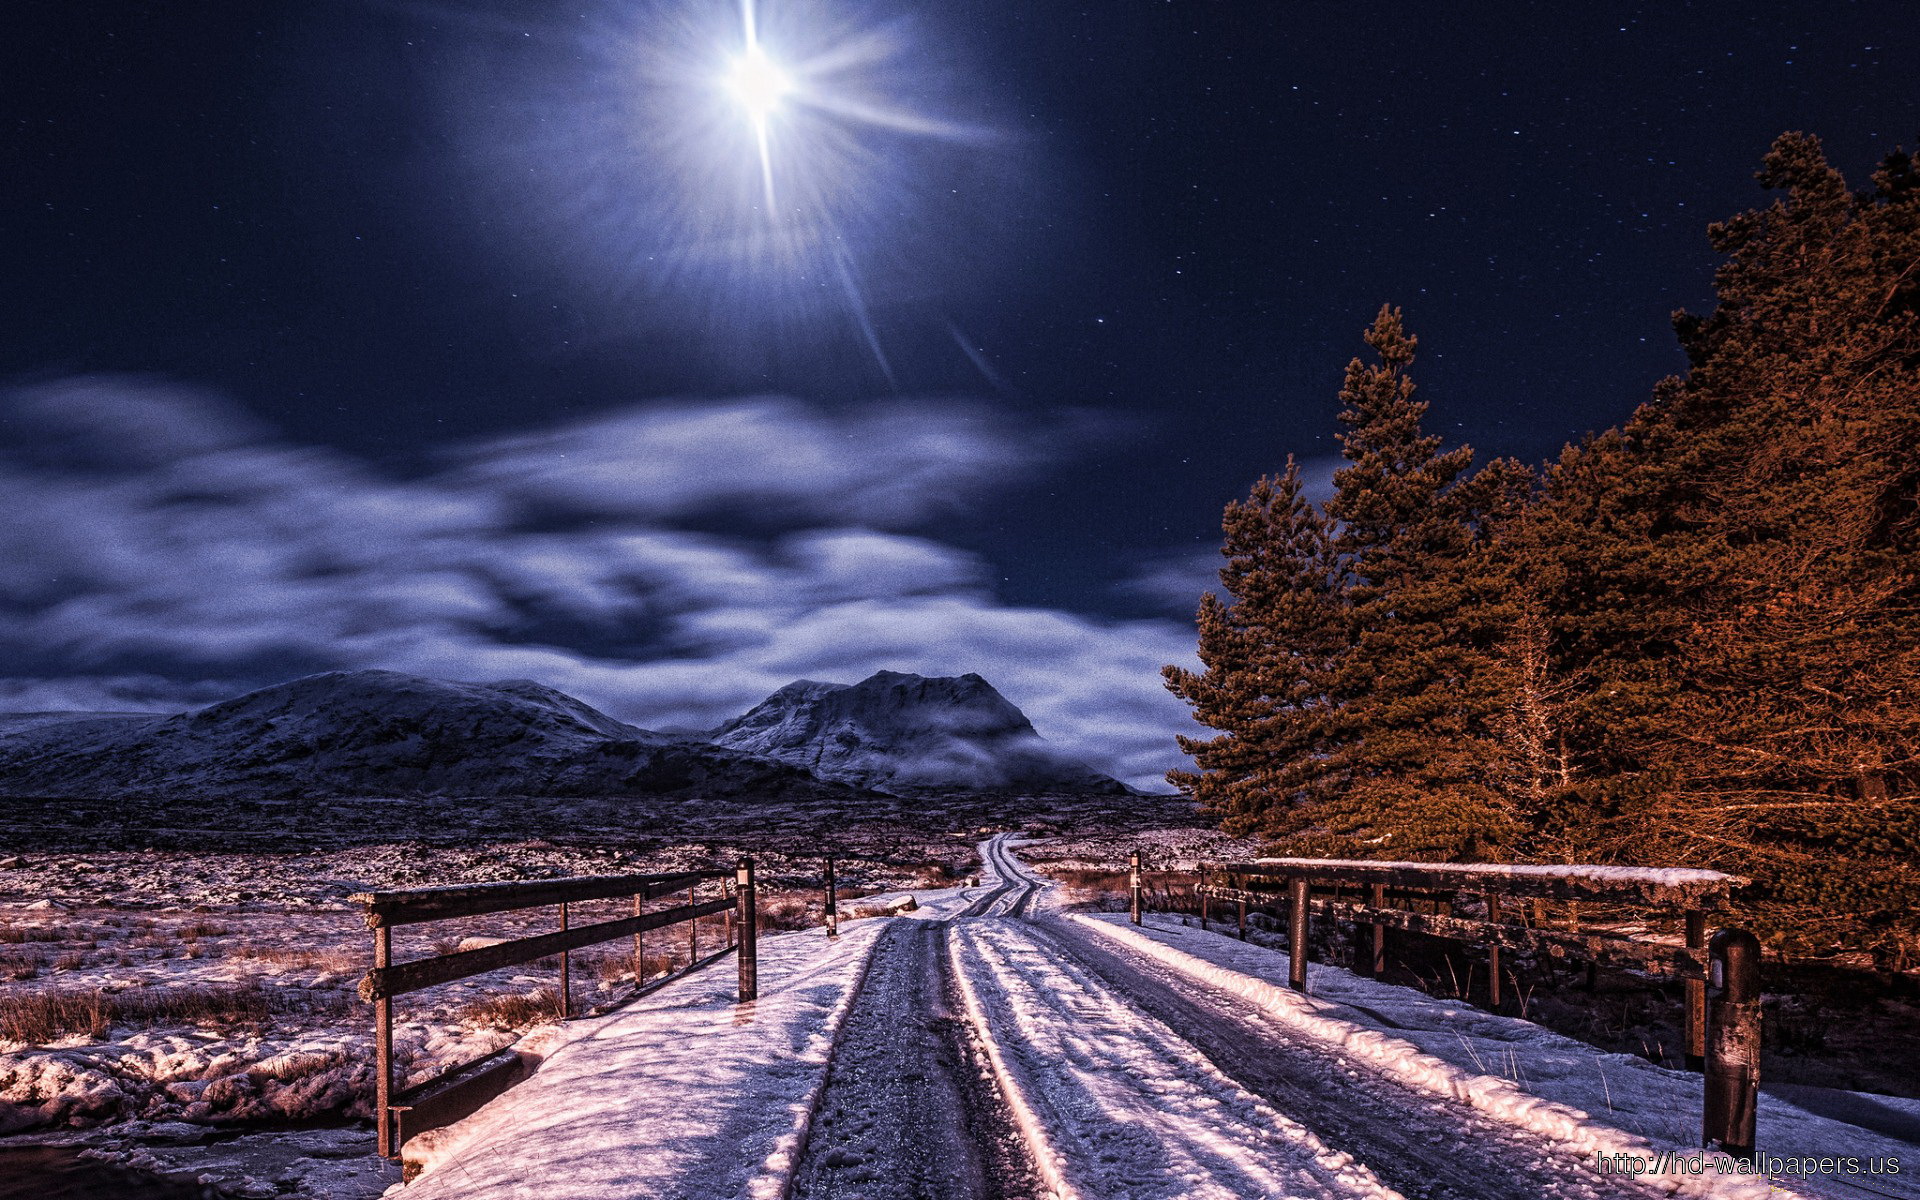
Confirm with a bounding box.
[1115,546,1221,617]
[0,377,1194,790]
[444,396,1084,528]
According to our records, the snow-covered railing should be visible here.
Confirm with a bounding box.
[1164,854,1761,1157]
[352,861,760,1159]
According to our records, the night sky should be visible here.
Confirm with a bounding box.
[4,1,1916,787]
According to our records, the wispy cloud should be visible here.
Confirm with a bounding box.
[0,377,1193,790]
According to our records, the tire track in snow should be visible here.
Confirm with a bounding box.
[790,838,1045,1200]
[1042,917,1669,1200]
[949,918,1403,1200]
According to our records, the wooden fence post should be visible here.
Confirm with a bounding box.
[633,892,645,981]
[1485,893,1502,1010]
[1369,883,1387,977]
[1704,928,1761,1157]
[825,855,839,938]
[1684,909,1707,1071]
[558,901,571,1019]
[1288,877,1309,991]
[687,882,698,964]
[1199,867,1210,930]
[1129,850,1143,925]
[374,922,394,1158]
[737,859,758,1003]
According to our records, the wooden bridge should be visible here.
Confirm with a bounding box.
[350,842,1786,1198]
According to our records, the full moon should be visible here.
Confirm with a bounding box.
[724,43,792,123]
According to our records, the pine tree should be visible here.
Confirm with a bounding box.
[1643,134,1920,961]
[1163,461,1343,836]
[1292,306,1526,860]
[1525,134,1920,961]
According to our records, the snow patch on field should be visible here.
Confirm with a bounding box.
[949,918,1402,1200]
[1077,914,1919,1200]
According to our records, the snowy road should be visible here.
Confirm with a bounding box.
[1032,918,1650,1200]
[789,834,1046,1199]
[949,840,1671,1200]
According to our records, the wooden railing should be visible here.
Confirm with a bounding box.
[1132,852,1761,1156]
[353,861,759,1158]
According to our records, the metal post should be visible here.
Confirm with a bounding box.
[737,859,758,1003]
[1288,877,1309,991]
[825,855,839,938]
[1684,909,1707,1071]
[1486,893,1502,1010]
[558,901,571,1019]
[1237,898,1248,940]
[1704,928,1761,1157]
[1128,850,1143,925]
[1369,883,1387,977]
[374,923,394,1159]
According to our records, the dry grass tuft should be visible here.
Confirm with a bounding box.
[0,990,113,1042]
[0,983,284,1044]
[0,923,65,945]
[235,945,359,972]
[456,988,561,1030]
[755,895,813,933]
[1,949,43,980]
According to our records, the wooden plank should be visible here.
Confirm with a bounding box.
[393,1050,527,1164]
[1201,858,1738,909]
[351,870,728,928]
[360,895,736,1000]
[1194,884,1711,977]
[1312,898,1711,979]
[374,925,393,1158]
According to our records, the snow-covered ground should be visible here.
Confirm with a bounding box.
[1076,912,1918,1200]
[950,917,1400,1199]
[12,833,1911,1200]
[396,876,987,1200]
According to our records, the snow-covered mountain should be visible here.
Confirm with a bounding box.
[709,670,1128,794]
[0,670,845,802]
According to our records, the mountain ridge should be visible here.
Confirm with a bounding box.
[0,668,1129,801]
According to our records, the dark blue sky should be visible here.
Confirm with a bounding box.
[2,1,1915,782]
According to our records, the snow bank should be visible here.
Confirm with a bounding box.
[1074,914,1917,1200]
[1235,858,1735,889]
[950,919,1402,1200]
[395,919,887,1200]
[0,1031,383,1133]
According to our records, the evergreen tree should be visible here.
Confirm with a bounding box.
[1527,133,1920,960]
[1169,308,1529,860]
[1163,461,1342,836]
[1301,307,1526,860]
[1171,136,1919,960]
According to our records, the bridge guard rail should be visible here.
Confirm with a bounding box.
[352,860,758,1158]
[1143,854,1757,1155]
